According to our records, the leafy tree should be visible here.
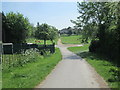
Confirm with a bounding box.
[72,26,81,35]
[2,12,30,43]
[27,23,36,38]
[72,2,120,65]
[71,2,108,42]
[35,23,49,45]
[67,27,72,36]
[48,26,58,43]
[35,23,58,45]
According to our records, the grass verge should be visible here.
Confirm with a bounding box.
[68,45,120,88]
[2,48,62,88]
[68,44,89,53]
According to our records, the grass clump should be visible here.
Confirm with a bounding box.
[68,45,120,88]
[2,48,62,88]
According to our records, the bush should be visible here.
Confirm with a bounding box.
[89,40,101,52]
[108,67,120,82]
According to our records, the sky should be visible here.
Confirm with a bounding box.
[2,2,79,30]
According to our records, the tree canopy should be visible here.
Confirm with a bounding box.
[72,2,120,65]
[2,12,31,43]
[35,23,58,45]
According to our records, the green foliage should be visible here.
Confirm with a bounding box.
[2,12,31,43]
[35,23,50,40]
[72,2,120,65]
[72,2,108,41]
[35,23,58,45]
[108,67,120,82]
[79,52,120,88]
[27,24,36,38]
[89,40,100,52]
[2,48,41,70]
[2,48,62,88]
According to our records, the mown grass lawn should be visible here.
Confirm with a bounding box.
[68,44,89,53]
[61,35,82,44]
[2,48,62,88]
[68,45,120,88]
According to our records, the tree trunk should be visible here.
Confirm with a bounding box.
[44,39,46,46]
[51,39,54,44]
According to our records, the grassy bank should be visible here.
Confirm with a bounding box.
[68,45,120,88]
[2,48,62,88]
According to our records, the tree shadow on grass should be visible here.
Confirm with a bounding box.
[76,51,117,67]
[77,51,120,85]
[77,51,113,62]
[77,51,101,60]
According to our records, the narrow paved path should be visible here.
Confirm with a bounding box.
[36,39,108,88]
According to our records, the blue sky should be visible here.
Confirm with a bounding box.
[2,2,79,30]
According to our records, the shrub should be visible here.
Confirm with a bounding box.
[89,40,101,52]
[108,67,120,82]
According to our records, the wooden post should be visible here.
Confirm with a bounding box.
[52,42,55,53]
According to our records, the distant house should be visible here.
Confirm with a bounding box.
[59,28,70,35]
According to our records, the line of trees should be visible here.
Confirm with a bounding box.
[72,2,120,65]
[2,12,58,45]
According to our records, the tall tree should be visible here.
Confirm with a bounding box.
[48,26,58,43]
[72,2,120,65]
[35,23,58,45]
[72,2,111,41]
[2,12,30,43]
